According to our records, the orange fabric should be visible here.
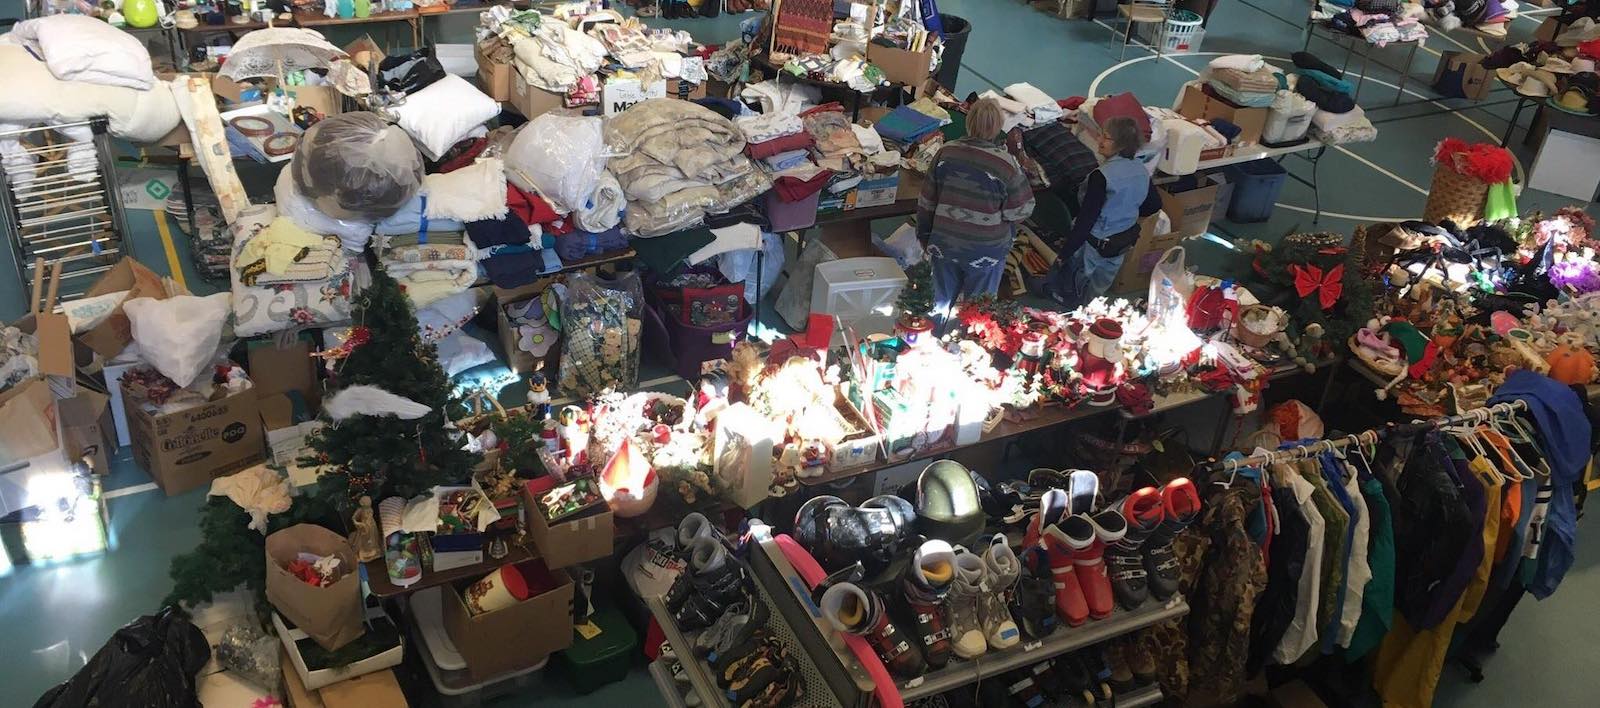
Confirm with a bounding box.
[1479,428,1523,563]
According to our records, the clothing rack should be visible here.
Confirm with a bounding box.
[1202,399,1531,473]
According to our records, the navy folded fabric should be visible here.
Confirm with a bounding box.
[556,227,630,262]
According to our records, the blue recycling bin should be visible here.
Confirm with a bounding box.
[1224,159,1288,223]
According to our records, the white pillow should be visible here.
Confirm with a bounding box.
[435,331,495,376]
[390,75,499,160]
[423,158,508,223]
[416,287,486,342]
[12,15,155,90]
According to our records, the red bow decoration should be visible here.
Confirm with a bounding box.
[1291,263,1344,310]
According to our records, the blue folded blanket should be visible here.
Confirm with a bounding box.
[874,106,941,144]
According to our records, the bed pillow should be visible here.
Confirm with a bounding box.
[435,330,496,376]
[390,74,499,160]
[423,158,509,223]
[11,15,155,90]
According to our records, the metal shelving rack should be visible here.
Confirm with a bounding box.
[1,119,132,307]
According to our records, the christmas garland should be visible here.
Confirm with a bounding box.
[1252,233,1374,346]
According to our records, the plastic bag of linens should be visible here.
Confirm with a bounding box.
[274,168,375,251]
[291,112,423,222]
[559,272,642,398]
[503,114,608,214]
[35,607,210,708]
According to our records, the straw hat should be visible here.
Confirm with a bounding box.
[1555,87,1592,113]
[1518,75,1553,97]
[1542,57,1575,74]
[1573,57,1597,74]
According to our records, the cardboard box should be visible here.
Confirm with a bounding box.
[259,392,324,485]
[443,559,575,679]
[522,480,613,569]
[59,390,113,474]
[344,35,387,71]
[1110,213,1184,294]
[509,71,569,119]
[850,170,901,209]
[868,43,934,86]
[1534,17,1558,42]
[476,42,513,102]
[1159,181,1219,238]
[273,610,404,691]
[77,258,168,359]
[318,670,408,708]
[124,382,265,496]
[603,77,667,114]
[281,651,326,708]
[666,78,708,101]
[290,85,344,117]
[0,378,61,468]
[1432,51,1493,101]
[1175,83,1268,145]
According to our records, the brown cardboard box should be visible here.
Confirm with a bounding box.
[1175,83,1268,145]
[344,35,387,71]
[443,559,575,679]
[259,393,324,485]
[290,85,344,117]
[1432,51,1493,101]
[124,383,265,495]
[60,390,113,474]
[868,43,934,86]
[0,379,60,467]
[1158,182,1219,238]
[280,652,326,708]
[666,78,709,100]
[318,670,407,708]
[248,338,321,411]
[522,481,613,568]
[510,72,570,119]
[476,42,513,102]
[1110,217,1184,294]
[1535,17,1558,42]
[77,258,168,359]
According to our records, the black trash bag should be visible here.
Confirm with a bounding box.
[377,47,447,94]
[35,607,211,708]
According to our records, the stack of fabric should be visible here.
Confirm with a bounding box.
[872,105,942,152]
[1310,103,1377,143]
[1292,52,1359,115]
[801,103,867,172]
[1319,2,1427,46]
[738,112,815,171]
[1207,54,1283,108]
[376,231,479,309]
[229,205,361,337]
[1003,82,1066,124]
[606,99,771,237]
[508,17,608,93]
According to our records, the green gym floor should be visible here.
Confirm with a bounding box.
[2,1,1598,705]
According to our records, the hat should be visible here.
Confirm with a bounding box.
[1573,57,1597,73]
[1557,18,1600,48]
[1518,75,1553,97]
[1542,57,1575,73]
[1555,87,1591,112]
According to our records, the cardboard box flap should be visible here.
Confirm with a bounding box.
[0,378,60,466]
[79,258,167,359]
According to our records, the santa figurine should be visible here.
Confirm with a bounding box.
[1079,318,1125,406]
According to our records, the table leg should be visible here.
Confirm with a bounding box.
[1501,96,1528,147]
[178,156,196,237]
[412,18,422,50]
[1354,45,1371,103]
[1395,41,1417,107]
[752,246,765,337]
[1310,146,1325,223]
[1208,397,1232,456]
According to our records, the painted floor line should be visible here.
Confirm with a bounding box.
[152,211,189,293]
[104,482,158,499]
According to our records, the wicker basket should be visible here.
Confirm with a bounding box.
[1422,161,1490,226]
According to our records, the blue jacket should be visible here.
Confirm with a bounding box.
[1490,370,1590,598]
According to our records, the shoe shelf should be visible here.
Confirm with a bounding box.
[647,595,730,708]
[650,659,695,708]
[897,598,1190,701]
[1120,682,1165,708]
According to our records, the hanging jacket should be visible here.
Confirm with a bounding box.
[1344,472,1395,661]
[1415,441,1488,629]
[1388,434,1474,630]
[1269,463,1326,665]
[1490,371,1590,598]
[1248,484,1310,674]
[1333,458,1373,647]
[1298,459,1348,636]
[1184,484,1268,708]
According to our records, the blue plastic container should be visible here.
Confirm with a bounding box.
[1224,159,1289,223]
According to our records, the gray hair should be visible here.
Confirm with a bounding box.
[1104,116,1144,158]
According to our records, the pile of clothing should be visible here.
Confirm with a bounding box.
[606,99,771,237]
[1317,1,1427,46]
[228,205,361,338]
[1206,54,1283,108]
[1289,52,1377,144]
[976,83,1065,132]
[507,14,608,93]
[739,112,816,171]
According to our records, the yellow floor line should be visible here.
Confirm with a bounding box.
[152,211,188,293]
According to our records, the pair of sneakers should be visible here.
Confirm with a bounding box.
[1103,478,1204,609]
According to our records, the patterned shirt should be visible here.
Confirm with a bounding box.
[916,137,1036,249]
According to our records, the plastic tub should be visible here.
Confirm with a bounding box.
[553,605,639,694]
[411,591,548,708]
[1263,100,1316,146]
[1224,159,1289,223]
[765,189,822,232]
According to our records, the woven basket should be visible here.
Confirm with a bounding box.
[1422,162,1490,226]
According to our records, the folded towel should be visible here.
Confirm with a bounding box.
[1210,54,1266,73]
[746,131,816,159]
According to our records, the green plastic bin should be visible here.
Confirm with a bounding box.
[552,605,639,694]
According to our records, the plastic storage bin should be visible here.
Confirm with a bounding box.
[1263,99,1316,146]
[1224,159,1289,223]
[553,604,639,694]
[765,189,822,232]
[410,587,549,708]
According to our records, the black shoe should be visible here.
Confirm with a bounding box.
[1001,668,1045,707]
[674,539,747,630]
[1009,546,1057,640]
[914,460,986,548]
[794,494,917,576]
[1029,659,1064,701]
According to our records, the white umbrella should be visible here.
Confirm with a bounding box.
[220,27,347,81]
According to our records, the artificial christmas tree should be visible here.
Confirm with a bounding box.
[896,260,936,343]
[303,267,480,512]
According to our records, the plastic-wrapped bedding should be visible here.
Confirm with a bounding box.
[504,114,608,214]
[275,167,376,251]
[604,99,770,237]
[291,112,424,222]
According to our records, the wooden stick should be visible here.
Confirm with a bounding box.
[45,261,63,311]
[30,258,44,316]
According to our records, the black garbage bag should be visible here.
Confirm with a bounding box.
[35,607,211,708]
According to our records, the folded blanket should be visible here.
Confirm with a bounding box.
[416,288,485,342]
[229,205,360,337]
[393,268,477,308]
[1310,103,1367,131]
[246,237,349,287]
[1004,82,1057,111]
[556,226,630,263]
[873,105,942,144]
[1206,79,1277,108]
[1212,67,1283,94]
[772,168,834,202]
[375,192,465,235]
[466,216,535,252]
[746,131,816,159]
[1209,54,1265,73]
[1311,115,1376,144]
[735,112,805,144]
[764,149,812,171]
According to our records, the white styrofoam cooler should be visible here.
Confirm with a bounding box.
[810,257,907,345]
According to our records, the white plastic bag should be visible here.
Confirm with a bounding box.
[872,222,925,268]
[504,114,607,214]
[274,167,376,251]
[716,231,786,304]
[123,293,232,388]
